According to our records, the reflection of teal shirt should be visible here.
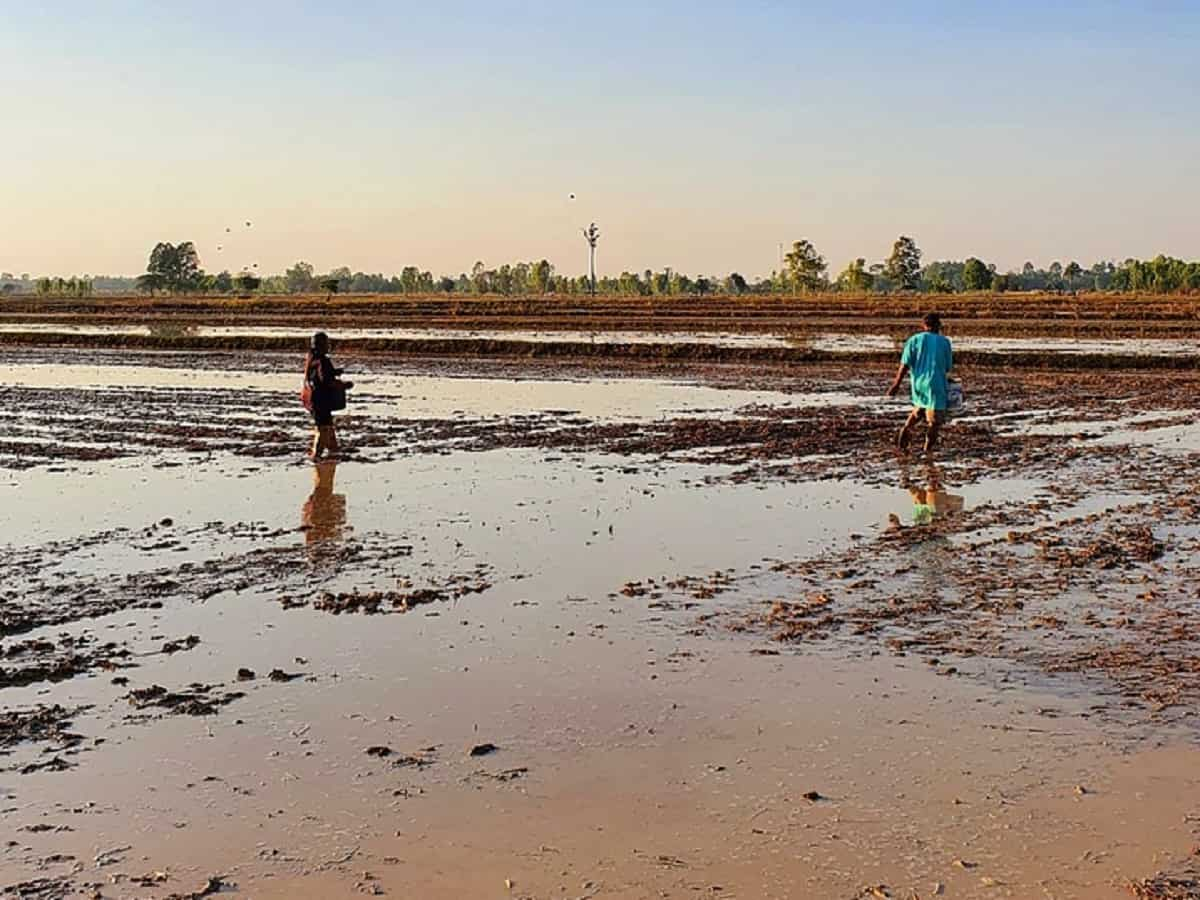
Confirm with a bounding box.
[901,332,953,410]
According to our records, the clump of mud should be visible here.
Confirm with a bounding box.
[124,684,246,717]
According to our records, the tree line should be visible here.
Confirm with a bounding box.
[5,237,1200,298]
[782,237,1200,295]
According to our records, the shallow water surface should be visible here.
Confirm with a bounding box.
[6,321,1200,355]
[4,356,1199,899]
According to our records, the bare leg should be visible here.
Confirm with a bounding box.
[324,424,340,456]
[897,409,921,452]
[923,414,944,454]
[310,427,324,460]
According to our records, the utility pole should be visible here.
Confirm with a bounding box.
[582,222,600,296]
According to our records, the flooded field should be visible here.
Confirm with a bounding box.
[4,344,1200,899]
[5,322,1200,356]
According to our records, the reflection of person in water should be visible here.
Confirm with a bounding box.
[301,461,347,561]
[901,464,964,526]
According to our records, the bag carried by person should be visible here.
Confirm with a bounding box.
[946,378,965,416]
[300,357,315,411]
[301,355,347,412]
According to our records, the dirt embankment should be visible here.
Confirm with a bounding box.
[5,291,1200,337]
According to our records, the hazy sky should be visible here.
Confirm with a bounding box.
[2,1,1197,279]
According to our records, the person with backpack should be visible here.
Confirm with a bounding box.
[302,332,353,460]
[886,312,953,454]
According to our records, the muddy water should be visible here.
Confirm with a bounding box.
[5,321,1200,355]
[801,332,1200,355]
[4,357,1199,899]
[0,322,795,348]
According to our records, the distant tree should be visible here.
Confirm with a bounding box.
[213,270,234,293]
[285,261,315,293]
[234,273,261,293]
[884,236,922,290]
[531,259,553,294]
[437,276,455,293]
[695,277,712,296]
[1047,261,1064,290]
[1089,261,1114,290]
[318,277,339,298]
[470,261,490,294]
[399,266,421,294]
[136,272,166,295]
[1064,261,1082,288]
[511,262,530,294]
[924,270,954,293]
[724,272,748,295]
[617,271,643,295]
[962,257,991,291]
[146,241,202,293]
[669,270,692,295]
[783,240,828,293]
[992,273,1015,292]
[325,266,352,293]
[836,258,874,292]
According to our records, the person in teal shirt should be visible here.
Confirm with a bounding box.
[886,312,953,453]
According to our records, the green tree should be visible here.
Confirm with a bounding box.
[783,240,827,293]
[234,273,261,293]
[962,257,990,291]
[885,236,922,290]
[836,258,874,292]
[531,259,553,294]
[400,266,421,294]
[512,262,531,294]
[136,272,165,295]
[1064,261,1082,288]
[724,272,748,295]
[618,271,643,295]
[285,261,315,293]
[470,261,490,294]
[668,270,692,295]
[147,241,202,293]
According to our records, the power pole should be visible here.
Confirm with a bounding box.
[582,222,600,296]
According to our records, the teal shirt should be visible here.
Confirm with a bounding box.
[901,332,953,410]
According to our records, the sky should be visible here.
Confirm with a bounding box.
[1,1,1198,279]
